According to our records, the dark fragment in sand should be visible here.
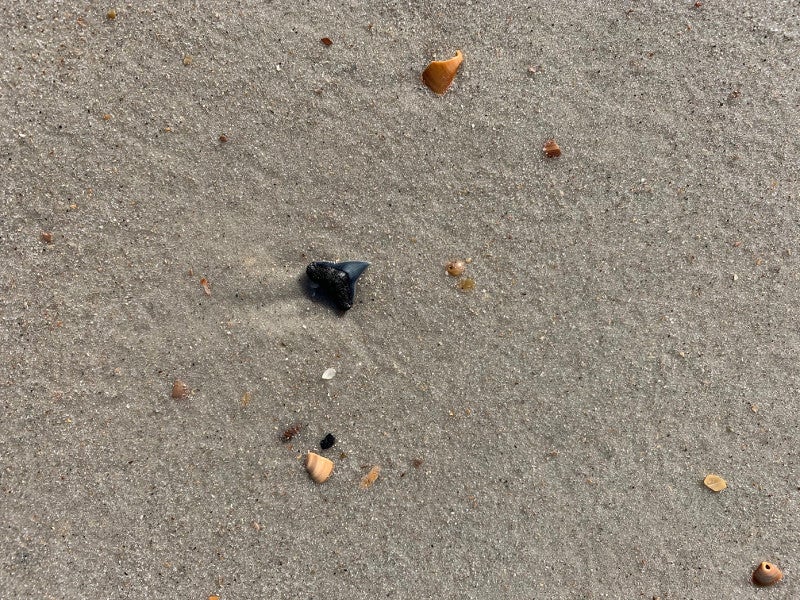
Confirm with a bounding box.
[306,260,370,311]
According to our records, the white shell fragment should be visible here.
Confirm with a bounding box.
[322,368,337,380]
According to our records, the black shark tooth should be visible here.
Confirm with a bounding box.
[306,260,370,311]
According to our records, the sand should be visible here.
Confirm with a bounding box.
[1,1,799,598]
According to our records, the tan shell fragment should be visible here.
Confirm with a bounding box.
[753,561,783,586]
[171,379,189,399]
[360,465,381,489]
[306,452,334,484]
[703,474,727,492]
[422,50,463,95]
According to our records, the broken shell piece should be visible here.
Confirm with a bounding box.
[703,474,727,492]
[753,562,783,586]
[306,452,334,483]
[543,139,561,158]
[446,260,466,277]
[200,277,211,296]
[360,465,381,489]
[322,368,336,380]
[171,379,189,399]
[422,50,463,95]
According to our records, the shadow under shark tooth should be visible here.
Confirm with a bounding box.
[306,260,370,311]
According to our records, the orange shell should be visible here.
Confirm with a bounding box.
[703,474,727,492]
[543,139,561,158]
[360,465,381,489]
[752,562,783,586]
[422,50,463,95]
[306,452,334,483]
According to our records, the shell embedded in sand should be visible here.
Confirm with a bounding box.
[543,139,561,158]
[171,380,189,399]
[446,260,466,277]
[360,465,381,489]
[752,562,783,586]
[422,50,463,95]
[703,474,727,492]
[306,452,334,483]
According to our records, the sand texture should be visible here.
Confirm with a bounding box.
[2,1,799,598]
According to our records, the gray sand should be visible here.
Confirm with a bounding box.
[2,1,799,598]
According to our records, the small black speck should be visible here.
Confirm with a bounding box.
[320,433,336,450]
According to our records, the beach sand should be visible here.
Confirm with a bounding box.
[2,1,799,597]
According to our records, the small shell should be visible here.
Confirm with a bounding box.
[360,465,381,489]
[322,368,336,380]
[171,379,189,399]
[200,277,211,296]
[446,260,466,277]
[543,139,562,158]
[753,562,783,586]
[306,452,334,483]
[422,50,463,95]
[703,474,727,492]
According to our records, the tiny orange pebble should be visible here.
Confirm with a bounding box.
[752,561,783,586]
[209,596,220,600]
[40,231,53,244]
[543,139,561,158]
[102,113,112,121]
[218,134,228,143]
[360,465,381,489]
[200,277,211,296]
[107,9,117,20]
[320,37,333,46]
[422,50,463,95]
